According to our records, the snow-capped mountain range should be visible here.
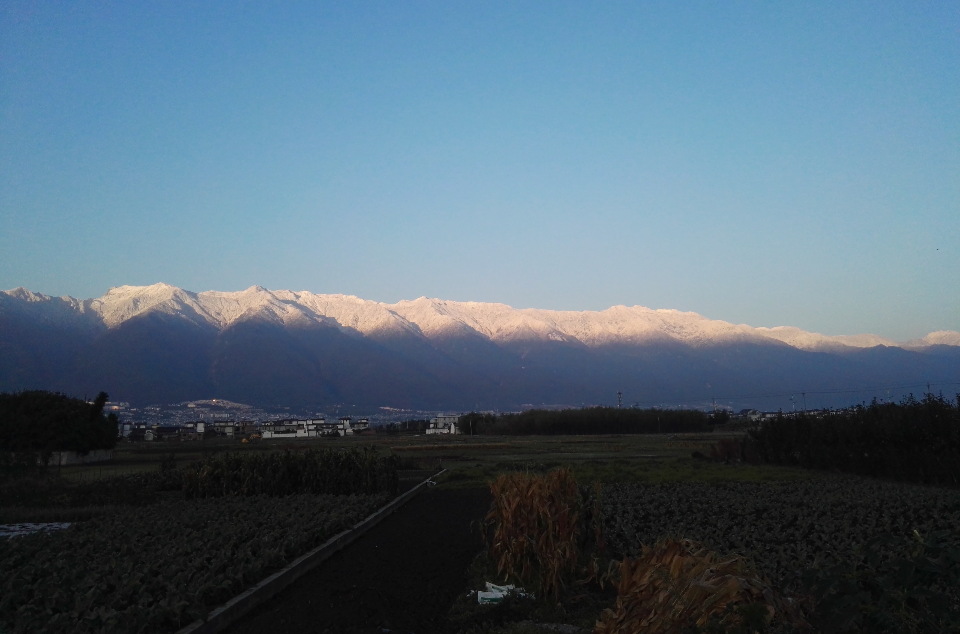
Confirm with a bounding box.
[2,284,958,410]
[4,283,957,351]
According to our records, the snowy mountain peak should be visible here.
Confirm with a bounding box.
[2,284,957,352]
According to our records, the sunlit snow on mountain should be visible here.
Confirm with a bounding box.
[2,284,958,411]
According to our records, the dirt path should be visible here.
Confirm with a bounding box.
[224,486,491,634]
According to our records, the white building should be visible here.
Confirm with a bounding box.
[315,416,369,436]
[426,414,460,435]
[298,418,325,437]
[261,418,327,439]
[215,421,237,437]
[334,416,354,436]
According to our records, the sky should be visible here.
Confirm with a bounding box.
[1,1,957,341]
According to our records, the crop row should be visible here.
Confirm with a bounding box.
[0,447,399,509]
[181,447,400,498]
[0,493,387,634]
[601,477,960,630]
[600,476,960,586]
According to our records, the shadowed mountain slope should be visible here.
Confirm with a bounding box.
[1,284,957,410]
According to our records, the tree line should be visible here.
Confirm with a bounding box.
[461,406,710,435]
[0,390,119,477]
[748,393,960,486]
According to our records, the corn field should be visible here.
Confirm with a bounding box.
[180,447,399,499]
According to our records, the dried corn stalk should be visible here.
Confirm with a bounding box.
[595,538,804,634]
[485,468,583,599]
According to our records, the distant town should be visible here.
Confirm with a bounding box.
[103,397,827,444]
[103,399,466,441]
[117,414,467,441]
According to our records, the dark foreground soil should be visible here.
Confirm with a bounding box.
[225,486,491,634]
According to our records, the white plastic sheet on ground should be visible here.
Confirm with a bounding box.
[0,523,71,538]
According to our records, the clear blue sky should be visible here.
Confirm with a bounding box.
[1,1,957,341]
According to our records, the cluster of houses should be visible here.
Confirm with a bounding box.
[118,417,372,442]
[260,417,370,438]
[735,408,835,422]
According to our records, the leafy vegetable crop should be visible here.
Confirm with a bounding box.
[601,477,960,631]
[0,493,386,634]
[602,477,960,583]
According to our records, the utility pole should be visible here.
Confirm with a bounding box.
[802,392,806,412]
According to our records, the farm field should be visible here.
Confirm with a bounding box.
[58,431,796,485]
[5,431,959,632]
[0,493,388,634]
[602,478,960,585]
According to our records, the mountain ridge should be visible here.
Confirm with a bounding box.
[2,284,958,410]
[4,283,956,352]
